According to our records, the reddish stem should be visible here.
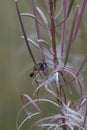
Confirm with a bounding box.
[49,0,58,64]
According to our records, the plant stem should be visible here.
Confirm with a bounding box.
[49,0,58,65]
[15,1,36,65]
[31,0,46,61]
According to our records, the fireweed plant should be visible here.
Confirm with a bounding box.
[15,0,87,130]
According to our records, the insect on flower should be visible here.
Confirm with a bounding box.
[30,61,48,78]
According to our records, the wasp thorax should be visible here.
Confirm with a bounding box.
[30,61,48,78]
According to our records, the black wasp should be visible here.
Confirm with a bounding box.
[30,61,48,78]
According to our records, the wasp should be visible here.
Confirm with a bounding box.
[30,61,48,78]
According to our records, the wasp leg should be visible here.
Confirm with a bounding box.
[33,72,39,85]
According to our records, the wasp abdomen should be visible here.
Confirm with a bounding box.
[30,70,35,77]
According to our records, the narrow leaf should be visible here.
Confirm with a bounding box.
[36,7,48,25]
[73,0,87,41]
[21,36,39,49]
[64,6,79,66]
[15,0,36,65]
[61,0,66,56]
[67,0,75,19]
[76,54,87,76]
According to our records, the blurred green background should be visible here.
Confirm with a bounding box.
[0,0,87,130]
[0,0,34,130]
